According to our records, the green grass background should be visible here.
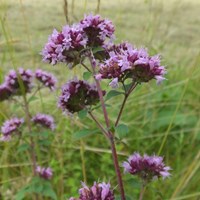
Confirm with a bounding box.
[0,0,200,199]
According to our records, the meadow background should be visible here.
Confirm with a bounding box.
[0,0,200,199]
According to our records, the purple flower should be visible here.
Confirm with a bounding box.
[5,68,33,95]
[80,14,115,47]
[42,25,87,67]
[97,42,166,87]
[58,79,105,114]
[32,113,55,130]
[122,152,171,182]
[35,69,57,90]
[0,118,24,141]
[0,83,12,101]
[70,182,115,200]
[36,166,53,180]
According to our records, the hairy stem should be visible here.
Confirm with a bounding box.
[110,137,126,200]
[139,183,146,200]
[88,111,109,138]
[88,51,126,200]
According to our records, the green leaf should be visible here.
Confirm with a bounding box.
[105,90,124,101]
[83,71,92,80]
[116,195,132,200]
[28,96,38,103]
[15,185,32,200]
[92,46,104,54]
[72,129,99,141]
[115,124,129,138]
[38,139,51,146]
[17,143,30,154]
[78,109,88,119]
[42,182,57,200]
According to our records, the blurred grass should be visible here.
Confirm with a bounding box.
[0,0,200,199]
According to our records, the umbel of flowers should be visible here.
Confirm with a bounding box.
[58,78,105,114]
[42,14,170,200]
[70,182,115,200]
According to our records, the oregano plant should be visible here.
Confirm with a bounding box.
[41,14,171,200]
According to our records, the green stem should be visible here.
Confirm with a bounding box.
[80,140,87,183]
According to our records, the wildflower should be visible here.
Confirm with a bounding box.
[0,118,24,141]
[122,152,171,182]
[97,42,166,88]
[58,79,104,114]
[70,182,115,200]
[35,69,57,90]
[36,166,53,180]
[42,24,87,67]
[0,83,12,101]
[5,68,33,95]
[80,14,115,47]
[32,113,55,130]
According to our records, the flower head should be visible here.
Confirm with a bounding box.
[36,166,53,180]
[122,152,171,182]
[0,83,12,101]
[58,79,104,114]
[80,14,115,47]
[42,25,87,67]
[5,68,33,94]
[0,118,24,141]
[97,42,166,87]
[35,69,57,90]
[70,182,115,200]
[32,113,55,130]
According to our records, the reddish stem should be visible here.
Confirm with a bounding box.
[88,51,126,200]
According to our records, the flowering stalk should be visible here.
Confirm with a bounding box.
[115,82,138,127]
[22,94,37,175]
[88,50,126,200]
[22,93,39,200]
[139,183,146,200]
[80,140,87,183]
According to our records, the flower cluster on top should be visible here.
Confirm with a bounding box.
[42,15,166,87]
[36,166,53,180]
[42,14,115,67]
[0,113,55,141]
[96,43,166,88]
[0,68,57,102]
[0,118,24,141]
[122,152,171,182]
[32,113,55,130]
[35,69,57,91]
[58,79,105,114]
[69,182,115,200]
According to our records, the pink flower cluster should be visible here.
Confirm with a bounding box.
[96,42,166,87]
[5,68,33,95]
[42,14,114,67]
[35,69,57,90]
[36,166,53,180]
[0,68,57,102]
[32,113,55,130]
[58,79,104,114]
[80,14,115,46]
[70,182,115,200]
[122,152,171,181]
[0,118,24,141]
